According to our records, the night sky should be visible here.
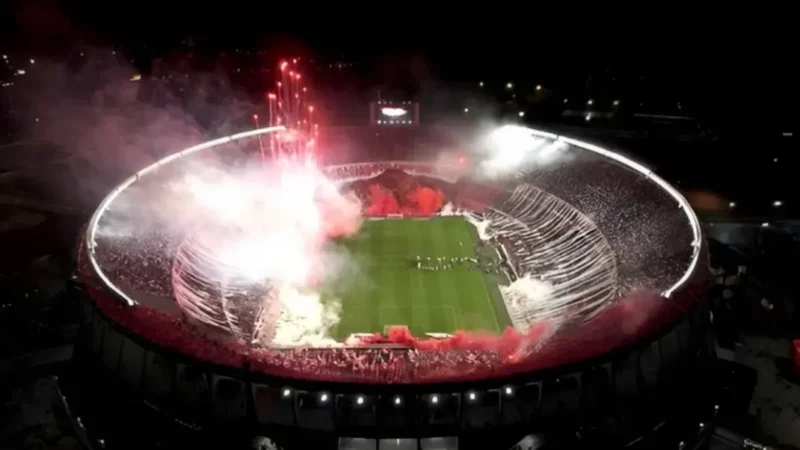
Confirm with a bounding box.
[1,1,797,134]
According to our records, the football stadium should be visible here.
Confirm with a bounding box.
[61,62,717,450]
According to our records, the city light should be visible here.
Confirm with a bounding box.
[518,111,525,117]
[320,393,328,403]
[30,59,35,64]
[479,81,484,87]
[613,100,620,106]
[505,386,513,395]
[729,202,736,208]
[283,389,291,397]
[773,200,783,208]
[431,395,438,404]
[468,392,476,400]
[773,157,778,163]
[394,396,402,405]
[506,82,514,90]
[464,108,469,113]
[587,99,594,106]
[356,396,364,405]
[536,84,542,91]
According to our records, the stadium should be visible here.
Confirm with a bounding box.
[56,56,716,450]
[60,118,719,450]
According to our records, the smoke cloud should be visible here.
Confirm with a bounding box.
[13,41,263,211]
[169,159,364,346]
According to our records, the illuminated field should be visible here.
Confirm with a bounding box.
[322,216,512,339]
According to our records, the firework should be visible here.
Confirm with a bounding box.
[264,59,317,164]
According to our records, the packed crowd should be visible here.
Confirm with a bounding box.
[323,161,440,182]
[249,347,503,382]
[93,229,180,298]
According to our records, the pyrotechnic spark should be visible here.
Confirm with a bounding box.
[265,60,316,162]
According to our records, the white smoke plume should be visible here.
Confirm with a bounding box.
[271,287,343,347]
[171,159,363,346]
[476,125,571,180]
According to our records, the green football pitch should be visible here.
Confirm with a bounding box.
[321,216,512,340]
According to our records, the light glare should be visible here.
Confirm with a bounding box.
[381,107,408,117]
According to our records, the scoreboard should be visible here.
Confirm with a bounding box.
[370,101,419,126]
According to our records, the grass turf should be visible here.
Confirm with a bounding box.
[322,216,512,340]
